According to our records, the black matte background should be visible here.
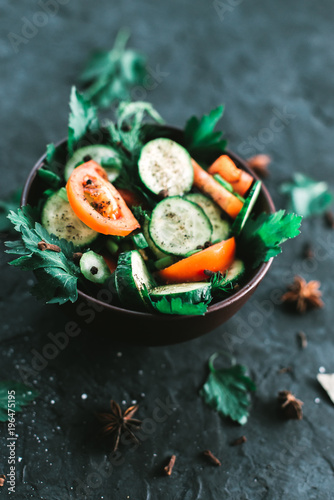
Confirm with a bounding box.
[1,1,334,499]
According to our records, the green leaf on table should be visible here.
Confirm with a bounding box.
[0,188,22,234]
[200,353,256,425]
[0,381,39,422]
[280,173,333,218]
[68,87,99,154]
[5,206,80,305]
[238,210,302,269]
[184,105,227,164]
[150,295,209,316]
[80,28,147,109]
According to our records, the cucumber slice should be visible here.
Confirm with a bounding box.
[225,259,245,285]
[232,180,262,235]
[80,251,111,284]
[150,282,212,304]
[138,138,193,196]
[64,145,121,182]
[41,190,98,247]
[115,250,156,310]
[185,193,231,243]
[142,219,168,259]
[149,197,212,256]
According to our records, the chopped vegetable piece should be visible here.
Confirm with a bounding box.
[232,180,262,236]
[80,250,112,284]
[208,155,253,196]
[157,237,236,283]
[192,159,243,219]
[66,161,140,236]
[138,138,194,196]
[185,193,231,242]
[64,144,121,182]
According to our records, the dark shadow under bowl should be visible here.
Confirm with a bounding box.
[21,129,275,346]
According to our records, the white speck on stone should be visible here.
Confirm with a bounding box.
[131,400,137,405]
[18,457,23,463]
[81,393,88,400]
[45,448,48,452]
[50,400,55,405]
[319,366,326,373]
[314,397,321,404]
[138,370,143,375]
[141,393,145,398]
[122,400,126,405]
[117,352,122,357]
[27,279,34,286]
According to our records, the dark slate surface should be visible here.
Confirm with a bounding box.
[1,1,334,499]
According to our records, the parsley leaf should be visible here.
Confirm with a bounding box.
[0,381,39,422]
[150,296,209,316]
[5,206,80,305]
[68,87,99,155]
[238,210,302,269]
[80,28,147,109]
[280,173,333,217]
[200,353,256,425]
[0,188,22,233]
[184,105,227,164]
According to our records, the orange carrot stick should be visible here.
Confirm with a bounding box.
[158,237,236,283]
[192,160,243,219]
[208,155,253,197]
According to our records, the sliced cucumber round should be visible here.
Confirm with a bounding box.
[142,218,168,259]
[64,145,122,182]
[225,259,245,285]
[80,251,111,284]
[232,180,262,235]
[150,282,212,304]
[149,197,212,256]
[185,193,230,243]
[138,138,193,196]
[115,250,156,310]
[41,190,98,247]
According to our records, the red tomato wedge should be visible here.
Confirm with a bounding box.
[158,237,236,283]
[66,161,140,236]
[208,155,253,197]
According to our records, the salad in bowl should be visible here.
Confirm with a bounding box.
[7,88,302,325]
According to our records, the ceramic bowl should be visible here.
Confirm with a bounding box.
[22,129,275,346]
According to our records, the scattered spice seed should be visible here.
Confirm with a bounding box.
[97,400,142,451]
[297,331,308,349]
[72,252,83,264]
[203,269,215,277]
[278,366,293,374]
[230,436,247,446]
[203,449,221,466]
[164,455,176,476]
[37,240,61,252]
[0,475,5,487]
[281,275,324,313]
[278,390,303,420]
[158,189,169,198]
[204,241,212,248]
[247,154,271,177]
[324,211,334,229]
[302,243,314,260]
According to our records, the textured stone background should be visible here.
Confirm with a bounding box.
[1,1,334,499]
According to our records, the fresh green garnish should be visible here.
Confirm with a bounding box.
[80,28,147,109]
[0,381,39,422]
[150,295,209,316]
[68,87,99,155]
[209,271,233,297]
[200,353,256,425]
[280,173,333,218]
[0,188,21,233]
[5,206,80,304]
[238,209,302,269]
[184,105,227,164]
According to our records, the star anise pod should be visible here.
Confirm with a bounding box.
[247,154,271,177]
[97,400,142,451]
[278,390,303,420]
[281,275,323,313]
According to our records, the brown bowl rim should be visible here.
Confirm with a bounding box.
[21,134,275,321]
